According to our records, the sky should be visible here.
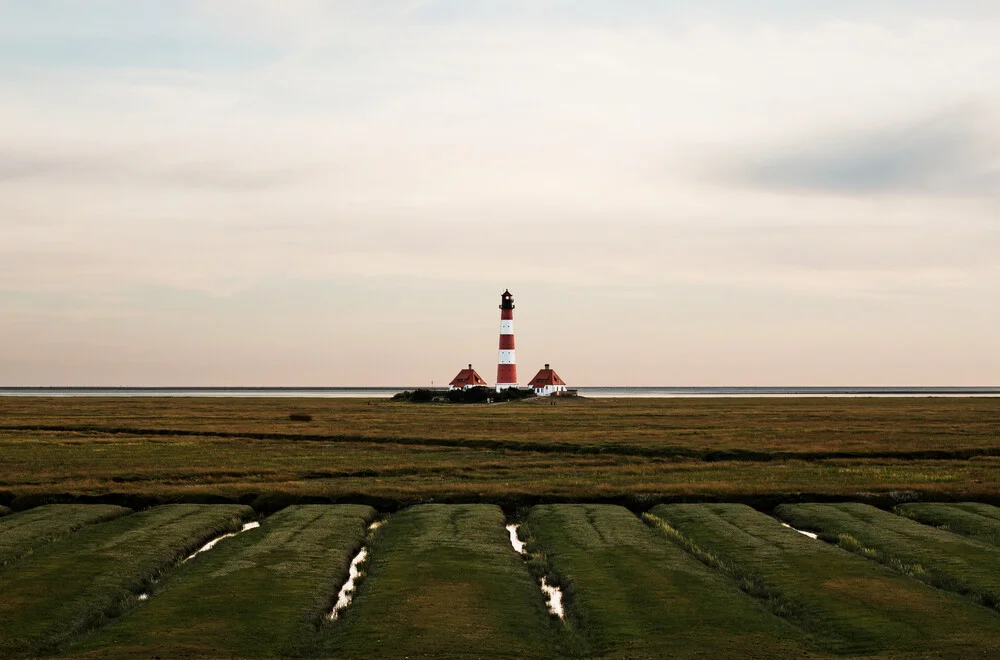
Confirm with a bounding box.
[1,1,999,386]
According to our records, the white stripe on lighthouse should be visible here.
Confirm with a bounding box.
[500,320,514,334]
[498,350,516,364]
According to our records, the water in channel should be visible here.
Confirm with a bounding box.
[328,520,382,621]
[184,521,261,562]
[505,524,565,619]
[135,521,262,601]
[781,522,819,539]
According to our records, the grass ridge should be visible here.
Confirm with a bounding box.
[642,512,803,623]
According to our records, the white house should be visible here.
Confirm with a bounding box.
[527,364,568,396]
[449,364,488,390]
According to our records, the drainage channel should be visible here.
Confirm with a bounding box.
[184,521,261,562]
[328,520,383,621]
[781,522,819,539]
[136,520,261,601]
[506,524,564,620]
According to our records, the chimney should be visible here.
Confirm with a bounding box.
[468,364,472,370]
[545,363,550,370]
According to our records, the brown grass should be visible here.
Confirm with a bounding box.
[0,397,998,506]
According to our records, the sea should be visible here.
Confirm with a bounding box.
[1,387,997,398]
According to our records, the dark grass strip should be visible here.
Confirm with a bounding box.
[652,503,1000,657]
[776,503,1000,612]
[0,504,130,569]
[64,505,375,659]
[3,423,999,462]
[896,502,1000,548]
[524,504,809,658]
[0,504,252,657]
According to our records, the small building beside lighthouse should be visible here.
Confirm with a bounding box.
[449,365,488,390]
[528,364,568,396]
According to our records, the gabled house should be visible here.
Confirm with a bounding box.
[527,364,567,396]
[449,364,488,390]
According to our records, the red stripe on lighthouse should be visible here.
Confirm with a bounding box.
[499,335,515,350]
[497,364,517,384]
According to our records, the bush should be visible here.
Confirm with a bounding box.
[393,387,534,404]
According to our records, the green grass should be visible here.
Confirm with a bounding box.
[895,502,1000,547]
[65,505,375,658]
[522,504,810,659]
[776,503,1000,611]
[650,503,1000,658]
[0,504,130,569]
[320,504,563,659]
[0,504,252,657]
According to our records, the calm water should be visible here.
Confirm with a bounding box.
[1,386,997,398]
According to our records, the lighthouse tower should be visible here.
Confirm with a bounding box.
[496,289,518,390]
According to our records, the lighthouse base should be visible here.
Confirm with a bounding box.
[495,383,519,392]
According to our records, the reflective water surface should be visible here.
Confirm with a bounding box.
[184,521,260,562]
[506,524,565,620]
[781,522,819,539]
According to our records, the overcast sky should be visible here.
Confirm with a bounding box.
[2,1,998,386]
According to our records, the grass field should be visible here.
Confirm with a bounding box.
[896,502,1000,547]
[776,502,1000,611]
[649,503,1000,658]
[3,502,1000,657]
[1,396,998,504]
[65,504,375,658]
[318,503,563,659]
[0,504,129,568]
[0,504,252,657]
[3,395,998,455]
[522,504,810,658]
[1,396,999,656]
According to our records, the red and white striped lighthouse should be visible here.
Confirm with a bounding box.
[496,289,518,390]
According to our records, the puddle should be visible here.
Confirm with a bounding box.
[781,522,819,539]
[506,524,565,620]
[328,520,382,621]
[184,521,260,562]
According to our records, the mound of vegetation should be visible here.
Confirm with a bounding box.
[68,505,376,658]
[651,503,1000,657]
[392,387,535,404]
[0,504,252,656]
[319,504,561,658]
[777,502,1000,612]
[0,504,130,569]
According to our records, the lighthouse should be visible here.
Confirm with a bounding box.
[496,289,518,390]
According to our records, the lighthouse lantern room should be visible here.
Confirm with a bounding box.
[496,289,518,390]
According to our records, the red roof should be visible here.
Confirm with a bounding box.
[449,368,487,388]
[528,366,566,387]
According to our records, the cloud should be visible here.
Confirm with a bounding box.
[0,144,316,190]
[720,104,1000,197]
